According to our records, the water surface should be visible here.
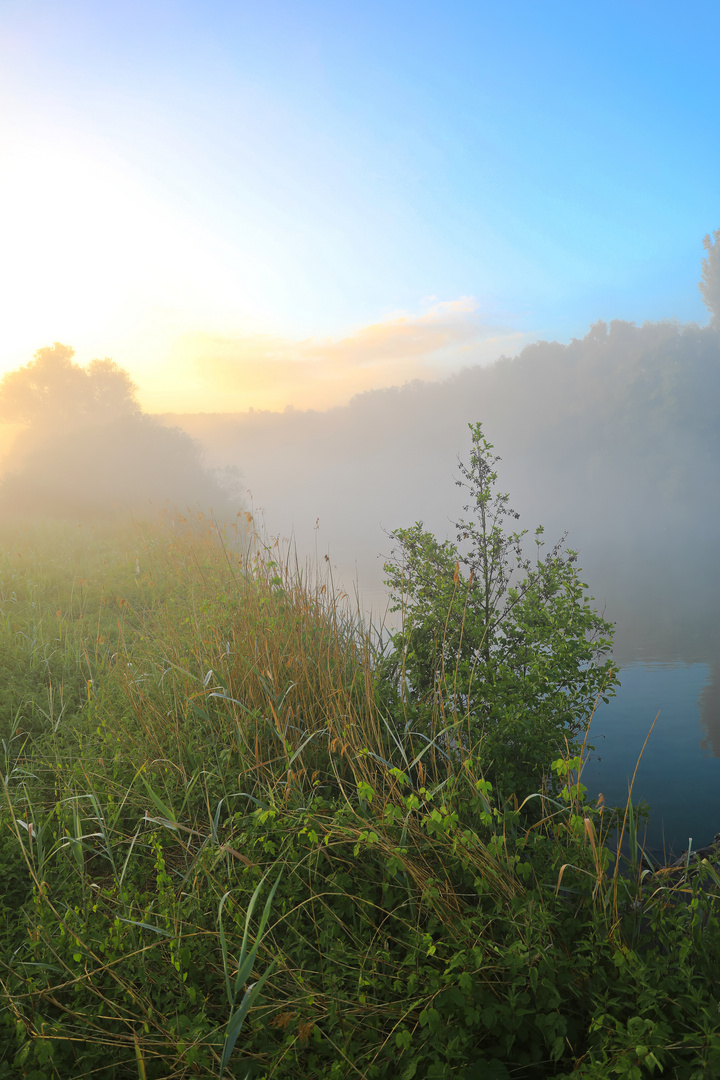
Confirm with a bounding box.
[581,658,720,858]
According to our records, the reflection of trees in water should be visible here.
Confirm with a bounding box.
[699,660,720,757]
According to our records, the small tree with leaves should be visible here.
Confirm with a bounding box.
[381,422,618,796]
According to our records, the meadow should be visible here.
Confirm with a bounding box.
[1,505,720,1079]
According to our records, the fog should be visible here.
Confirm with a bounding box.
[2,238,719,671]
[162,309,720,664]
[2,243,720,807]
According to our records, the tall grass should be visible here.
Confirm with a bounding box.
[1,514,720,1078]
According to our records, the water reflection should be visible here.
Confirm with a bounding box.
[581,659,720,858]
[566,546,720,857]
[699,658,720,756]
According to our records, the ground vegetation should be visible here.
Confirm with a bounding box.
[0,448,719,1078]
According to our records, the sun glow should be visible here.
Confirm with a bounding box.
[140,304,525,413]
[0,120,270,382]
[1,121,523,414]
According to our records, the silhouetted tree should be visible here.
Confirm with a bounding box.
[0,343,139,429]
[699,230,720,325]
[0,345,241,519]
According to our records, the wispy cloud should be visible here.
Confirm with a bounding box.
[304,298,482,365]
[143,298,527,411]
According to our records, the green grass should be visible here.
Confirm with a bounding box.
[1,513,720,1079]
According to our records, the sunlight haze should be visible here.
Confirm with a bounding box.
[1,0,717,410]
[3,9,720,1066]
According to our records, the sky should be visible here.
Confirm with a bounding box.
[1,0,718,412]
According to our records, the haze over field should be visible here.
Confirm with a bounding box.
[1,0,719,662]
[6,9,720,1070]
[6,8,720,1027]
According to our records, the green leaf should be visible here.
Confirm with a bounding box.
[139,773,177,823]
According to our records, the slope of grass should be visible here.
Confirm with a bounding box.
[1,515,720,1079]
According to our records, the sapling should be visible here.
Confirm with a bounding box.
[382,422,618,796]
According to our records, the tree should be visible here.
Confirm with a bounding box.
[699,230,720,326]
[0,345,241,519]
[0,342,139,428]
[381,422,618,796]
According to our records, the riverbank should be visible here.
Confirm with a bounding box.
[1,517,719,1078]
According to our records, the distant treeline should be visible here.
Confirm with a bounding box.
[162,315,720,661]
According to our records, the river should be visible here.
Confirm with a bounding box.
[578,577,720,858]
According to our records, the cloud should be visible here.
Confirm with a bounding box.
[304,297,482,365]
[143,299,527,412]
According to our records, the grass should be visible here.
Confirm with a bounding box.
[1,512,720,1079]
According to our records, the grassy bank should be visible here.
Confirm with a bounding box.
[1,515,720,1079]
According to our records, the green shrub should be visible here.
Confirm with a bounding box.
[381,422,619,797]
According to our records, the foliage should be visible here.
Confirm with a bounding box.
[1,515,719,1079]
[700,229,720,324]
[381,422,618,796]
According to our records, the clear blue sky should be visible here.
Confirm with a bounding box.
[1,0,717,410]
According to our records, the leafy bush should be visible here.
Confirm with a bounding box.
[381,422,618,796]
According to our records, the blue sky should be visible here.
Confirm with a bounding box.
[1,0,718,410]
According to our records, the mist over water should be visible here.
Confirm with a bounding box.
[163,314,720,855]
[163,317,720,648]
